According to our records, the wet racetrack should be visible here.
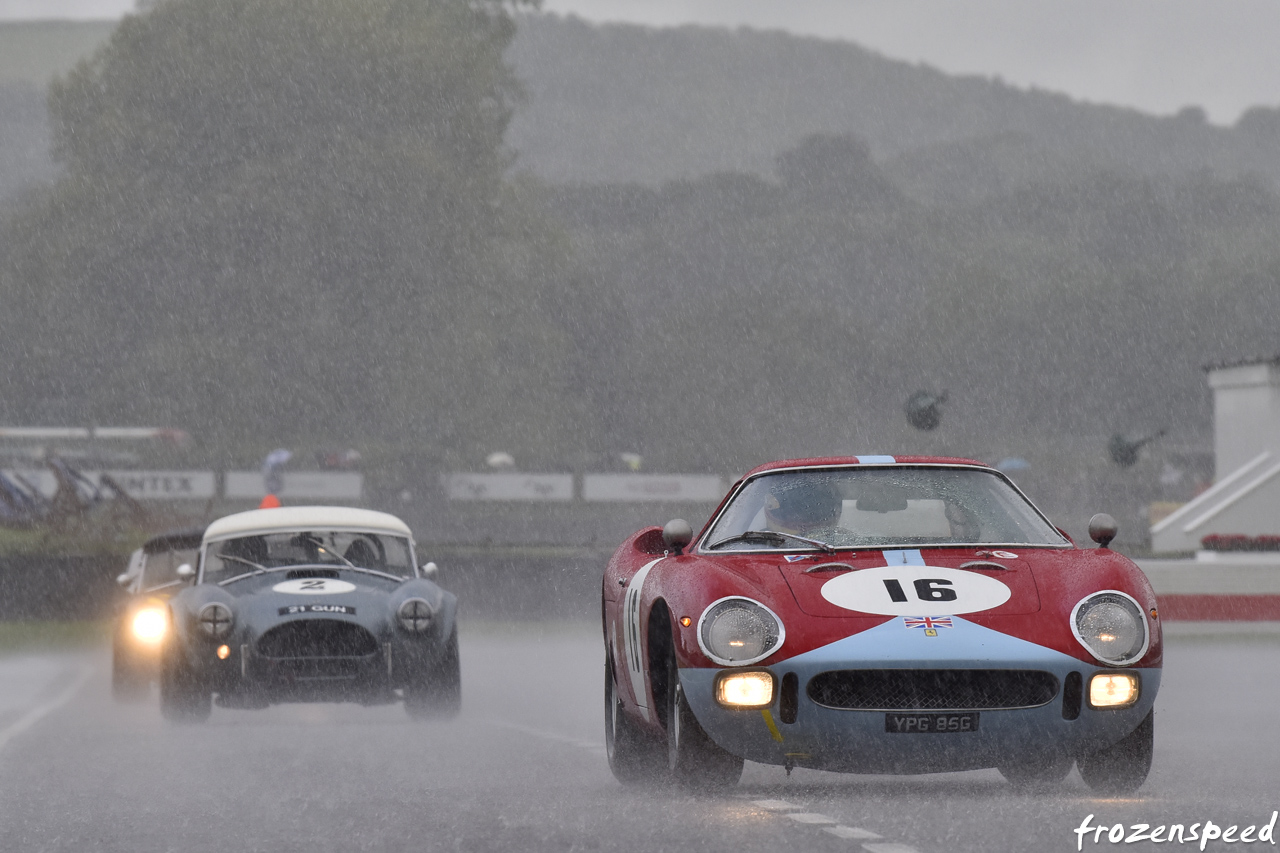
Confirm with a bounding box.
[1,622,1277,853]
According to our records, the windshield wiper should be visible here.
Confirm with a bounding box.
[218,562,406,586]
[219,554,266,573]
[708,530,836,554]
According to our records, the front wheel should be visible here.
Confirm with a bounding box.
[159,648,211,724]
[1078,711,1154,795]
[604,659,666,785]
[665,653,743,789]
[405,628,461,720]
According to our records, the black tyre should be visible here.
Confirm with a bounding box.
[405,627,461,720]
[604,659,666,785]
[999,753,1074,791]
[159,648,211,724]
[111,644,150,703]
[1078,711,1154,795]
[665,653,743,789]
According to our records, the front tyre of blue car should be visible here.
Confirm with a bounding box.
[1077,711,1154,795]
[604,658,666,786]
[404,626,461,720]
[158,646,211,724]
[665,652,743,790]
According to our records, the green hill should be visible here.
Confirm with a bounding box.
[505,14,1280,198]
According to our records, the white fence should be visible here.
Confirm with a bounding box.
[2,469,724,503]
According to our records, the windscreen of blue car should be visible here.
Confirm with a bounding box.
[201,530,415,582]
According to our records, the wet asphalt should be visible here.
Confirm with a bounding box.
[0,622,1277,853]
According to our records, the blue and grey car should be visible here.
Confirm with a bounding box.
[160,506,458,722]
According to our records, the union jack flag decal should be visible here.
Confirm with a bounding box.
[904,616,954,630]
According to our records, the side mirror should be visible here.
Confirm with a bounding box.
[420,561,439,579]
[176,563,196,580]
[1088,514,1118,549]
[115,572,132,587]
[662,519,693,555]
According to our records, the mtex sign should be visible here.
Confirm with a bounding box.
[1,470,216,500]
[105,470,217,499]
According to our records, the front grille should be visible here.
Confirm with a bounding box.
[807,669,1060,711]
[257,619,378,659]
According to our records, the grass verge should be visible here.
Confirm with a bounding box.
[0,620,110,655]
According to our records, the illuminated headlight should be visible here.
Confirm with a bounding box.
[397,598,435,633]
[698,598,784,666]
[131,607,168,643]
[197,602,234,640]
[715,671,775,709]
[1071,591,1148,666]
[1090,673,1140,709]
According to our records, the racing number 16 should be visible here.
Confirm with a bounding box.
[883,578,957,603]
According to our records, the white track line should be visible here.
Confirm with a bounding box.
[827,826,883,841]
[0,666,90,753]
[751,796,902,849]
[788,812,837,825]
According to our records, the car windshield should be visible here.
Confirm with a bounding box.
[703,466,1069,551]
[200,530,414,582]
[140,546,200,591]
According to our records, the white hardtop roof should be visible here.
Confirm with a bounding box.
[202,506,413,542]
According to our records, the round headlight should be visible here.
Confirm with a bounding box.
[197,602,234,640]
[131,607,168,643]
[697,597,784,666]
[1071,591,1148,665]
[398,598,435,633]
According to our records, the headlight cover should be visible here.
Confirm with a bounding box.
[397,597,435,633]
[697,597,784,666]
[197,602,234,640]
[131,607,168,643]
[1071,590,1149,666]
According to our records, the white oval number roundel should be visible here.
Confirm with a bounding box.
[820,566,1011,616]
[272,578,356,596]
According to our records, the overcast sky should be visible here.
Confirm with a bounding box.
[3,0,1277,124]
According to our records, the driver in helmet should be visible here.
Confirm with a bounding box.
[763,480,844,537]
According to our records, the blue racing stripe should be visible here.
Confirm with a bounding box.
[881,549,925,566]
[854,455,896,464]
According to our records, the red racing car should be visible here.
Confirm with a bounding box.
[602,456,1159,793]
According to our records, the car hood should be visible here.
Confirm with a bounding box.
[774,548,1043,618]
[214,571,423,629]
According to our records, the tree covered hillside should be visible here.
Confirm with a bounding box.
[548,137,1280,472]
[0,0,595,468]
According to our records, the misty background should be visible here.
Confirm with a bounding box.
[1,0,1278,547]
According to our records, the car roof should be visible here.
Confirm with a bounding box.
[202,506,413,541]
[741,455,989,478]
[142,525,207,554]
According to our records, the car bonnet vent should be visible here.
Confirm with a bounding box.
[285,568,340,580]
